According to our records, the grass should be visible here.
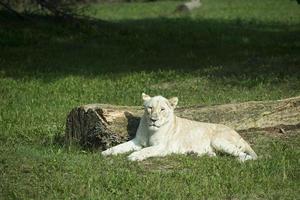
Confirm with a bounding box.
[0,0,300,199]
[1,133,299,199]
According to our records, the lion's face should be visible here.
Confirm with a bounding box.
[142,93,178,131]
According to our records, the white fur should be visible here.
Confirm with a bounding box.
[102,94,257,162]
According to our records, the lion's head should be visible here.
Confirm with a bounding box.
[142,93,178,131]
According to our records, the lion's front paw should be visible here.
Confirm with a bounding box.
[128,152,145,161]
[101,149,113,156]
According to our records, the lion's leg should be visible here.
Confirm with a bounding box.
[211,139,253,162]
[192,141,216,157]
[194,148,216,158]
[128,146,167,161]
[102,139,142,156]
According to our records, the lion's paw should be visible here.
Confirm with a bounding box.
[101,149,113,156]
[128,152,145,161]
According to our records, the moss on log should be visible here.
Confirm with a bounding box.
[65,96,300,150]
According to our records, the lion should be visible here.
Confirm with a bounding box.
[102,93,257,162]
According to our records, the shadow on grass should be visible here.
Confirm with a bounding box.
[0,11,299,81]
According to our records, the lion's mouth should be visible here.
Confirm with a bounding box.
[149,124,160,128]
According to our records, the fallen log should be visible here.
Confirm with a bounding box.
[65,96,300,150]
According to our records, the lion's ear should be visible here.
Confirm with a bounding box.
[142,93,151,101]
[168,97,178,108]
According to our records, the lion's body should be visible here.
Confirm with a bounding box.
[102,94,257,161]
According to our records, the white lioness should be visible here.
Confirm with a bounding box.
[102,93,257,162]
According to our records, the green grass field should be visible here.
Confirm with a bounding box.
[0,0,300,199]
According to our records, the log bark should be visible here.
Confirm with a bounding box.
[65,96,300,150]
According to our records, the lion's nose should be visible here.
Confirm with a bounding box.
[150,118,158,122]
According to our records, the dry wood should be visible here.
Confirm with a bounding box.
[65,96,300,150]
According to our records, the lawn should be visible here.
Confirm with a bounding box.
[0,0,300,199]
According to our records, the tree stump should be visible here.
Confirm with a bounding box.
[65,96,300,150]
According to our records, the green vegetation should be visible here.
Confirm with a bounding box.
[0,0,299,199]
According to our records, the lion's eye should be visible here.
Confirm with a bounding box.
[161,108,165,111]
